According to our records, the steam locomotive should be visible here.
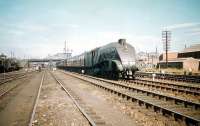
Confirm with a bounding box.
[0,54,21,73]
[57,39,138,79]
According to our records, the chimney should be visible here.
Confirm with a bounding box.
[118,39,126,46]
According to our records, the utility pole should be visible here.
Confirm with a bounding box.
[155,46,158,59]
[64,41,66,54]
[10,51,14,59]
[162,31,171,68]
[2,54,6,80]
[156,47,158,56]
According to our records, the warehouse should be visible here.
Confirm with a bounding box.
[158,44,200,71]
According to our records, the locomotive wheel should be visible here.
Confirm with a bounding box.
[122,74,125,79]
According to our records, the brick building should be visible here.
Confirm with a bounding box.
[158,44,200,71]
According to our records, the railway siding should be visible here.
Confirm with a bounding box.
[132,79,200,96]
[0,70,34,85]
[77,74,200,110]
[135,72,200,83]
[54,70,139,126]
[0,71,44,126]
[0,71,36,98]
[63,71,200,126]
[135,78,200,91]
[31,71,90,126]
[50,72,106,126]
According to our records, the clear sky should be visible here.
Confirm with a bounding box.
[0,0,200,58]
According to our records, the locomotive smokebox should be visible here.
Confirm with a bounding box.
[118,39,126,46]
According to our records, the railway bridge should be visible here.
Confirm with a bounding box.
[27,58,63,68]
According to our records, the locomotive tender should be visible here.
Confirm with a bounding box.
[57,39,138,79]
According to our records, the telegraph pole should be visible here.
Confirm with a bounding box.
[155,46,158,60]
[64,41,66,54]
[162,31,171,68]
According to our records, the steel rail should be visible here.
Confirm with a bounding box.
[0,75,27,98]
[127,79,200,96]
[0,71,34,85]
[29,71,45,126]
[136,78,200,90]
[0,71,35,98]
[62,71,200,126]
[83,74,200,110]
[135,72,200,83]
[0,74,26,85]
[50,71,97,126]
[135,77,200,91]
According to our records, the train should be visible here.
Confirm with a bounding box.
[57,39,138,79]
[0,54,21,73]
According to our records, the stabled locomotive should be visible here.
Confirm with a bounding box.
[57,39,138,79]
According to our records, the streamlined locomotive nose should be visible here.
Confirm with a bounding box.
[57,39,138,79]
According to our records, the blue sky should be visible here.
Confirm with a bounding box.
[0,0,200,58]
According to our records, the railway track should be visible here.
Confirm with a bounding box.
[50,71,108,126]
[0,71,35,98]
[62,71,200,126]
[0,70,23,77]
[0,70,33,85]
[0,70,44,126]
[73,73,200,109]
[127,79,200,96]
[29,71,45,126]
[135,72,200,83]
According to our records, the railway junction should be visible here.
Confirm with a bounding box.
[0,39,200,126]
[0,67,199,126]
[1,1,200,125]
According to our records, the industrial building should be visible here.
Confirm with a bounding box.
[136,51,159,69]
[158,44,200,71]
